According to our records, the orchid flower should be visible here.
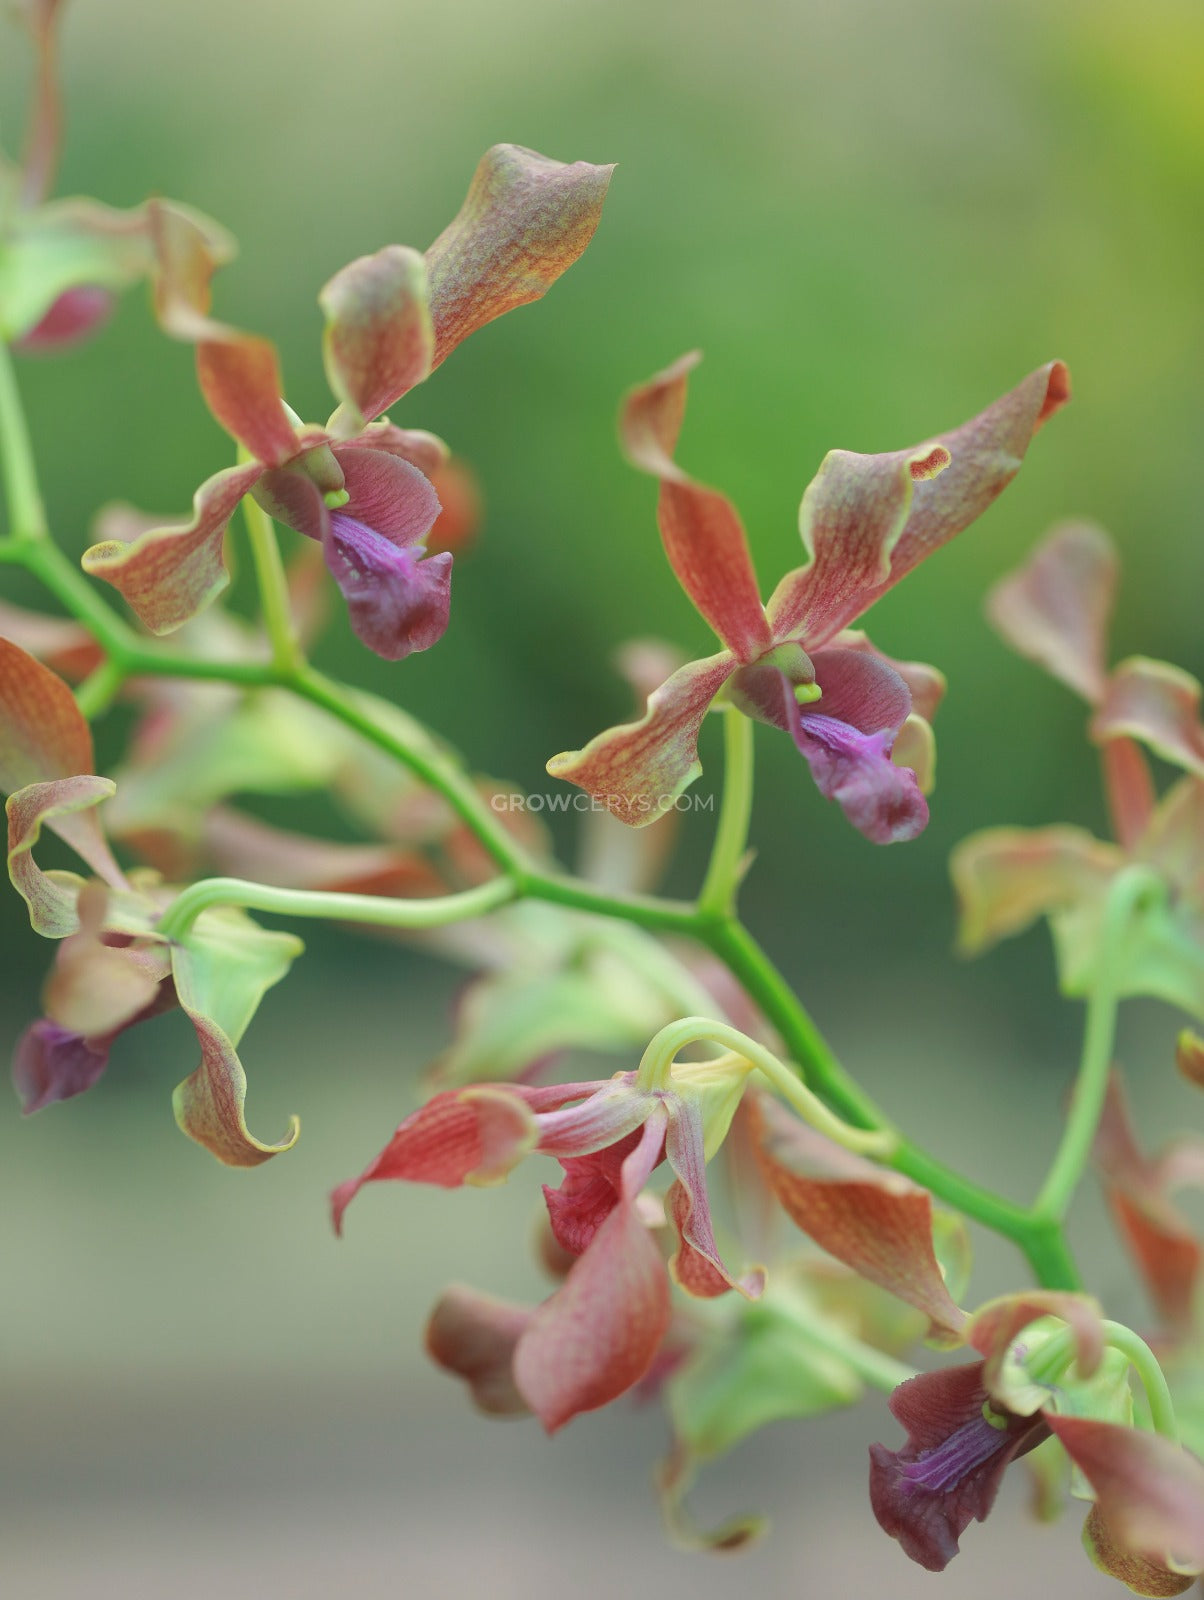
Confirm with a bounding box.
[1,638,302,1165]
[331,1052,767,1432]
[954,525,1204,1018]
[547,353,1068,842]
[79,147,613,660]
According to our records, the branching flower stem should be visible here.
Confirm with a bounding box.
[0,348,1087,1293]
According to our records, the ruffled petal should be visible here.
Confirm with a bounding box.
[334,443,444,547]
[619,353,773,662]
[1048,1417,1204,1583]
[543,1128,645,1256]
[1094,659,1204,778]
[172,1009,300,1168]
[323,513,451,661]
[828,629,946,721]
[986,522,1116,703]
[82,460,264,634]
[425,145,613,369]
[6,775,120,935]
[749,1093,966,1343]
[768,362,1070,644]
[546,649,736,826]
[425,1285,533,1416]
[512,1109,671,1430]
[321,246,433,430]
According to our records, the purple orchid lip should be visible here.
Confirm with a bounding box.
[323,511,452,661]
[899,1410,1012,1493]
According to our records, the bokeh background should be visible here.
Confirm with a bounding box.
[3,0,1203,1594]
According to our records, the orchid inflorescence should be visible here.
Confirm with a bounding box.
[3,4,1204,1592]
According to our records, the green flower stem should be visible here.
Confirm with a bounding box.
[74,656,127,719]
[1102,1321,1180,1442]
[156,874,517,944]
[0,339,48,540]
[1032,865,1162,1224]
[636,1014,896,1158]
[772,1292,918,1393]
[698,708,754,916]
[238,475,303,674]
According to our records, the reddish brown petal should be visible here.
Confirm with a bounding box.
[172,1009,299,1168]
[425,144,613,369]
[425,1285,533,1416]
[1048,1416,1204,1578]
[1094,659,1204,779]
[768,362,1070,645]
[986,522,1117,703]
[619,354,772,661]
[0,635,95,785]
[14,0,65,206]
[43,885,165,1037]
[1103,738,1157,853]
[330,1087,539,1233]
[546,649,736,827]
[965,1291,1105,1386]
[950,825,1122,956]
[81,461,264,634]
[1094,1073,1203,1335]
[346,422,449,477]
[749,1093,966,1342]
[321,245,434,427]
[512,1112,671,1431]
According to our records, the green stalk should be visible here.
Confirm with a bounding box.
[697,707,754,916]
[238,474,303,673]
[1102,1321,1179,1442]
[156,874,517,944]
[1033,866,1161,1222]
[0,340,47,540]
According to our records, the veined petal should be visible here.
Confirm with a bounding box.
[768,362,1070,644]
[513,1108,671,1431]
[543,1128,646,1256]
[665,1096,765,1300]
[546,649,736,827]
[43,886,167,1036]
[1094,659,1204,778]
[82,460,264,635]
[330,1086,541,1233]
[828,629,947,722]
[749,1093,966,1344]
[620,354,772,661]
[425,145,613,369]
[950,825,1122,956]
[1048,1417,1204,1583]
[345,422,450,477]
[172,1009,299,1168]
[6,775,119,936]
[425,1284,533,1416]
[323,514,451,661]
[335,443,444,547]
[321,245,434,429]
[870,1361,1049,1572]
[1094,1073,1203,1336]
[986,522,1116,703]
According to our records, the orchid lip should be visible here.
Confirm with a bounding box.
[900,1413,1013,1493]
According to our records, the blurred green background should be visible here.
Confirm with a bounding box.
[2,0,1202,1593]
